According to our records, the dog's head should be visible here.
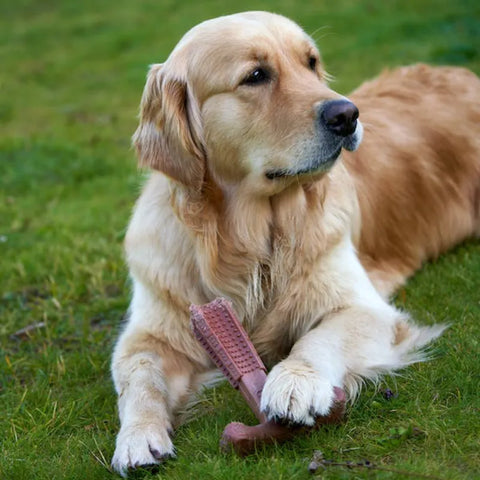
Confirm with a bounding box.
[133,11,363,195]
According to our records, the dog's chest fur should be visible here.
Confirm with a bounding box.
[195,163,360,362]
[126,163,359,364]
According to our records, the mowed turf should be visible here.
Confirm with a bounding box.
[1,1,479,479]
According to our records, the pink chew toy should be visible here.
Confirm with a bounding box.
[190,298,346,455]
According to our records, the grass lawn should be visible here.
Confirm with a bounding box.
[1,0,479,479]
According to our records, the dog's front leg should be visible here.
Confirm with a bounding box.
[259,314,347,426]
[260,302,441,426]
[110,320,202,476]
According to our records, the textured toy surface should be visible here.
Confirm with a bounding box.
[190,298,346,455]
[190,298,267,421]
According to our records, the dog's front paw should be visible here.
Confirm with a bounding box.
[111,422,175,477]
[260,359,336,426]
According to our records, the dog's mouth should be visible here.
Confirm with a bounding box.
[265,147,342,180]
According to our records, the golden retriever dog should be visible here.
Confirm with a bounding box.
[111,11,480,475]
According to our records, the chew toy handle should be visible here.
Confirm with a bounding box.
[237,371,268,422]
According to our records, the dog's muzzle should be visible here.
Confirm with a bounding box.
[265,99,362,180]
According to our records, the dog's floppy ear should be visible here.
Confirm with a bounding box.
[132,63,206,190]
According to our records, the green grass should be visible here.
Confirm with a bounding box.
[1,0,479,479]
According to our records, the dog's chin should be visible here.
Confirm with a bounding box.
[265,124,363,180]
[265,149,340,180]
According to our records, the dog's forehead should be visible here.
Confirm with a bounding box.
[182,11,310,45]
[167,12,316,86]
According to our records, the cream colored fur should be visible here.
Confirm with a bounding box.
[110,11,480,475]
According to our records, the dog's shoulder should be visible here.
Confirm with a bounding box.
[125,173,199,291]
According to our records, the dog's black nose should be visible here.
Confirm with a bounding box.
[321,100,359,137]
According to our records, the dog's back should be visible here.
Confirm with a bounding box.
[344,64,480,295]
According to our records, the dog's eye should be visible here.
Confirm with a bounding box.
[241,68,270,86]
[309,56,317,71]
